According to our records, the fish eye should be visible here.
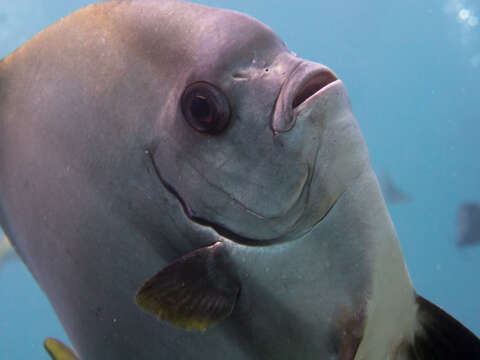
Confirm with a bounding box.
[181,82,231,134]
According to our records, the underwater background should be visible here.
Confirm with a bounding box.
[0,0,479,358]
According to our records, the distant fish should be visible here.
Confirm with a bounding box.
[379,170,411,204]
[456,203,480,247]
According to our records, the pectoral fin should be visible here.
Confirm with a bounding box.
[44,338,79,360]
[406,295,480,359]
[135,242,240,331]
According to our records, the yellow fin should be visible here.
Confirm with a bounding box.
[44,338,79,360]
[135,242,240,331]
[0,233,14,267]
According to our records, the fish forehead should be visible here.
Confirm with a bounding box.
[2,0,287,88]
[105,0,287,77]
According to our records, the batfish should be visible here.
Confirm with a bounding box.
[0,1,479,359]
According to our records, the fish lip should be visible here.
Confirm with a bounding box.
[294,79,343,114]
[146,150,342,247]
[292,72,339,109]
[272,62,339,134]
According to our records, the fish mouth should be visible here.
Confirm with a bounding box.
[292,73,339,109]
[272,62,339,133]
[146,151,342,246]
[294,79,342,113]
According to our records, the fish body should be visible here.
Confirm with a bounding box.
[0,1,479,359]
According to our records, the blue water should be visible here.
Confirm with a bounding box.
[0,0,479,358]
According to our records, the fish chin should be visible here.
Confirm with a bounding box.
[202,184,345,246]
[149,148,340,246]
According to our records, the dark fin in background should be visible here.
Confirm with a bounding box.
[44,338,79,360]
[407,295,480,359]
[136,242,240,331]
[456,202,480,248]
[379,169,411,204]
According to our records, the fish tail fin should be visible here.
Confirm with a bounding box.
[404,294,480,359]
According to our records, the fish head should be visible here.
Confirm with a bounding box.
[150,7,370,244]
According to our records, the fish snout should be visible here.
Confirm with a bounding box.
[272,61,338,133]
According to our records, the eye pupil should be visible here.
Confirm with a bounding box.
[190,96,211,120]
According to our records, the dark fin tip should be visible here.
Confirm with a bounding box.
[407,294,480,359]
[135,242,240,331]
